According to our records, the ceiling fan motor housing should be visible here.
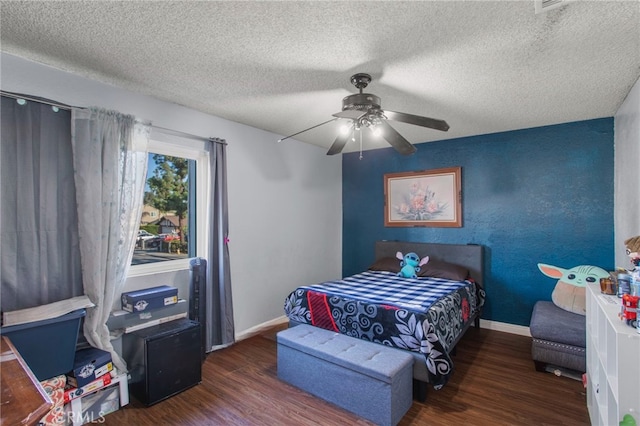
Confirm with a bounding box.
[342,93,385,127]
[342,93,381,111]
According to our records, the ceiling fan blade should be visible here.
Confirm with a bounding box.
[332,110,367,120]
[327,130,353,155]
[378,121,417,156]
[383,110,450,132]
[277,118,338,143]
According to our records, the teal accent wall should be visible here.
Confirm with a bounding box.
[342,118,614,326]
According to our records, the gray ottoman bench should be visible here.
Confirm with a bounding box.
[277,324,413,426]
[530,301,586,373]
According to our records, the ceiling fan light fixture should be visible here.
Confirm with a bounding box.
[339,122,352,135]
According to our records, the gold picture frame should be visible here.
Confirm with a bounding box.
[384,167,462,228]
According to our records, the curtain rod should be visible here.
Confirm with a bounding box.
[1,90,226,145]
[1,90,78,111]
[151,125,227,145]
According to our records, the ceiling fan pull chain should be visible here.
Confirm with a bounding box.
[359,129,363,160]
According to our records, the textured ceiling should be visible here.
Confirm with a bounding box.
[1,1,639,154]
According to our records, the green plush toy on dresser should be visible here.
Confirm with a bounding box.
[538,263,610,315]
[620,413,637,426]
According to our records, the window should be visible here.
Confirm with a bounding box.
[128,134,209,276]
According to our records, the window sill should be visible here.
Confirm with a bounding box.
[127,257,193,278]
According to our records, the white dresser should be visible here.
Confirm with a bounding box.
[586,283,640,425]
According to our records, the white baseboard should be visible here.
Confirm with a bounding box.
[235,316,531,341]
[235,315,289,341]
[479,319,531,337]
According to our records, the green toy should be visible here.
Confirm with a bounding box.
[538,263,610,315]
[620,414,637,426]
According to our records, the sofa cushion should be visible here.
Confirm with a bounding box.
[529,301,586,348]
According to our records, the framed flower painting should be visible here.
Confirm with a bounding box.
[384,167,462,227]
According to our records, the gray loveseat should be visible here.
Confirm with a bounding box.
[529,300,586,373]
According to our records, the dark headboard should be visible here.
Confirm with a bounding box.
[375,241,484,288]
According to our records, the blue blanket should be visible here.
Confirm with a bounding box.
[301,271,470,313]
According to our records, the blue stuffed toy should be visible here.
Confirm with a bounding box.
[396,251,429,278]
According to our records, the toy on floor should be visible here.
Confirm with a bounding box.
[538,263,609,315]
[396,251,429,278]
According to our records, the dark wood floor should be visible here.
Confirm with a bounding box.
[103,324,589,425]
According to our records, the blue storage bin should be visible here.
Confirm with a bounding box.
[0,309,85,380]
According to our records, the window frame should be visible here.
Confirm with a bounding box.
[128,135,209,277]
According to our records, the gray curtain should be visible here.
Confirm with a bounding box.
[206,138,234,350]
[71,108,149,371]
[0,96,83,312]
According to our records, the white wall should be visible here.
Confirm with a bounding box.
[614,76,640,269]
[0,52,343,337]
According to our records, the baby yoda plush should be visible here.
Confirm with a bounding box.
[396,251,429,278]
[538,263,609,315]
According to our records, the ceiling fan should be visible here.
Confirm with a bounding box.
[278,73,450,156]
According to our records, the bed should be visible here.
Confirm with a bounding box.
[283,241,485,398]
